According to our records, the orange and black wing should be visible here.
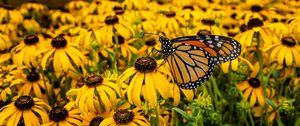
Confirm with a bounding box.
[167,43,215,89]
[172,35,241,64]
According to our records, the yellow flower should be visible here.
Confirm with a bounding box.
[123,0,149,10]
[17,69,51,99]
[252,104,276,124]
[220,57,254,74]
[170,83,194,106]
[65,0,89,13]
[39,35,86,77]
[0,65,25,102]
[0,23,17,40]
[118,57,172,108]
[66,74,120,113]
[100,108,150,126]
[269,34,300,67]
[127,10,156,33]
[0,33,11,51]
[19,2,48,15]
[234,18,275,50]
[50,9,76,26]
[0,6,23,24]
[236,3,271,23]
[192,18,228,36]
[0,95,50,125]
[11,34,44,67]
[43,101,82,126]
[157,10,185,37]
[116,35,138,61]
[138,37,161,56]
[90,15,134,47]
[238,63,274,107]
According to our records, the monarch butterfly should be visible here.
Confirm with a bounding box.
[158,32,241,89]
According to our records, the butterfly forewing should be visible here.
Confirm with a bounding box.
[172,35,241,64]
[167,43,215,89]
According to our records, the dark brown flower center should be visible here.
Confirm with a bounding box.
[201,19,215,26]
[86,74,103,87]
[247,18,263,29]
[105,15,119,25]
[89,116,104,126]
[112,35,125,44]
[145,39,156,46]
[26,70,40,82]
[248,78,261,88]
[250,5,263,12]
[134,57,157,73]
[24,34,39,45]
[14,96,34,110]
[197,29,212,36]
[281,37,296,47]
[113,6,124,15]
[164,11,176,17]
[113,109,134,124]
[51,36,67,48]
[231,13,237,19]
[49,106,69,121]
[240,24,247,32]
[183,5,194,10]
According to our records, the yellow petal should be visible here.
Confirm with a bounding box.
[255,88,265,106]
[249,90,257,107]
[41,48,55,70]
[243,87,252,101]
[145,73,157,108]
[292,47,300,67]
[99,117,115,126]
[152,73,170,99]
[238,81,249,91]
[172,84,180,106]
[131,73,143,107]
[278,46,287,65]
[126,73,139,104]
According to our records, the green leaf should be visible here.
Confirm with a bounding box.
[265,98,276,110]
[172,107,192,121]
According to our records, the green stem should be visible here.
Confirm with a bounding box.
[255,32,269,126]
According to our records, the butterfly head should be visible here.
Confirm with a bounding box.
[159,36,174,58]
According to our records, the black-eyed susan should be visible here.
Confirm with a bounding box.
[0,23,18,40]
[118,57,172,108]
[138,37,161,56]
[0,65,25,102]
[17,69,51,99]
[0,33,11,51]
[100,108,150,126]
[65,0,89,14]
[39,34,86,77]
[19,2,48,16]
[66,74,120,113]
[252,101,277,124]
[192,18,228,36]
[269,34,300,67]
[0,95,50,125]
[236,3,271,23]
[19,19,41,34]
[82,111,112,126]
[50,9,76,26]
[238,63,275,107]
[115,35,138,61]
[43,101,82,126]
[157,10,185,37]
[11,34,43,67]
[123,0,149,10]
[91,15,134,47]
[234,18,275,50]
[0,6,23,24]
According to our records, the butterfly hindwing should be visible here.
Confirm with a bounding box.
[167,43,215,89]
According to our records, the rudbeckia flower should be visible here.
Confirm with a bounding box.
[237,3,271,23]
[268,34,300,67]
[123,0,149,10]
[0,33,11,51]
[252,104,276,125]
[157,10,185,37]
[19,2,48,15]
[115,35,138,61]
[100,108,150,126]
[82,111,112,126]
[43,101,82,126]
[234,18,275,50]
[17,69,51,99]
[50,9,76,26]
[65,0,89,14]
[39,35,86,77]
[0,6,23,24]
[0,95,50,125]
[138,37,161,56]
[11,34,43,67]
[238,63,275,107]
[66,74,120,113]
[192,18,228,36]
[118,57,172,108]
[91,15,134,47]
[0,65,25,102]
[170,83,194,106]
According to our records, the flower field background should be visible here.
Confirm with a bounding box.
[0,0,300,125]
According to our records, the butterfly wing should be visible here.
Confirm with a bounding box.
[172,35,241,64]
[166,42,215,89]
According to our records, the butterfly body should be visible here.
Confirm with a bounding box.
[159,34,241,89]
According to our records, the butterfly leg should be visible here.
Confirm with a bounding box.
[147,48,161,57]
